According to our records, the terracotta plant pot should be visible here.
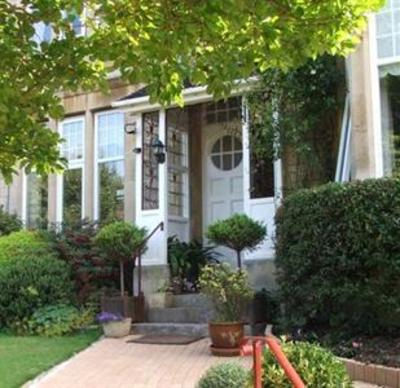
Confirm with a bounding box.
[208,322,244,349]
[102,318,132,338]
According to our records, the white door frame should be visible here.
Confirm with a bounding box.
[242,101,282,260]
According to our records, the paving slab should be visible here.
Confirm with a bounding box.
[27,336,381,388]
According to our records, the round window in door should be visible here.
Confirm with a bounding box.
[210,135,243,171]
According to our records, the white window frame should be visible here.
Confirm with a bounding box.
[93,110,125,221]
[56,116,85,223]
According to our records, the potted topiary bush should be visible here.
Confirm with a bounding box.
[207,214,266,268]
[94,221,147,321]
[198,263,253,356]
[96,311,132,338]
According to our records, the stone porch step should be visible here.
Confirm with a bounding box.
[132,322,209,337]
[171,293,213,309]
[133,323,253,337]
[147,307,211,323]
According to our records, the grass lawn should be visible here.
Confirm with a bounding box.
[0,329,101,388]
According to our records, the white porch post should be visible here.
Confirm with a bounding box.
[134,109,168,266]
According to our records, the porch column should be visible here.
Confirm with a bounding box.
[349,16,384,179]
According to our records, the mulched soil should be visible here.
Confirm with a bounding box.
[328,336,400,368]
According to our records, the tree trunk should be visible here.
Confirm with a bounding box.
[120,260,125,297]
[236,250,242,269]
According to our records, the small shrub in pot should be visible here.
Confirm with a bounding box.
[96,311,131,338]
[94,221,147,297]
[207,214,266,268]
[199,263,253,351]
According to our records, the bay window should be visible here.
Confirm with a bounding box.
[25,173,48,228]
[59,117,84,224]
[95,111,125,222]
[376,1,400,176]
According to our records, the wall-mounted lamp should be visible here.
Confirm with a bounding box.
[151,138,166,164]
[124,122,137,134]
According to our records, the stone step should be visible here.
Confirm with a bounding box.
[132,323,209,337]
[147,307,212,323]
[132,323,253,337]
[171,293,213,309]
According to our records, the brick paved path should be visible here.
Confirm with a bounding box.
[28,335,379,388]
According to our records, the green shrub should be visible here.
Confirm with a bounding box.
[197,362,251,388]
[199,263,253,322]
[276,178,400,335]
[25,304,94,336]
[207,214,266,268]
[0,206,22,236]
[45,220,120,305]
[262,340,352,387]
[168,236,219,292]
[0,230,51,262]
[0,231,74,327]
[94,221,147,296]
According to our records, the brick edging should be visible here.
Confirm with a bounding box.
[340,357,400,387]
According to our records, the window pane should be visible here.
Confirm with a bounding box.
[205,97,241,124]
[249,128,275,198]
[378,37,394,58]
[222,154,232,170]
[97,112,124,160]
[99,161,124,222]
[166,108,189,217]
[62,119,84,162]
[63,168,82,225]
[142,112,159,210]
[377,12,393,35]
[380,74,400,175]
[26,173,48,228]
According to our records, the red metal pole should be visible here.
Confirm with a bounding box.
[265,336,306,388]
[253,340,263,388]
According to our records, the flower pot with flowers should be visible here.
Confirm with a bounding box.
[97,312,132,338]
[198,263,253,356]
[94,221,147,321]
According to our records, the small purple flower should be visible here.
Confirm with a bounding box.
[96,311,124,324]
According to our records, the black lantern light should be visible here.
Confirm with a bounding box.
[151,137,166,164]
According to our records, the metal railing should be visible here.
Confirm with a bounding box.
[240,336,305,388]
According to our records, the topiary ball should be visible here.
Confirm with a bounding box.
[197,362,251,388]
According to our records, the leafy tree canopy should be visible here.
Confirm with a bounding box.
[0,0,383,182]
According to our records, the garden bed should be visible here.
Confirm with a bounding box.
[330,336,400,368]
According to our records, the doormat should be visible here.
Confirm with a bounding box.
[127,335,203,345]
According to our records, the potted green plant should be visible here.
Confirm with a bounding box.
[198,263,253,356]
[94,221,147,321]
[206,214,266,268]
[96,312,131,338]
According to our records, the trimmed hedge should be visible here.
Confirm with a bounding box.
[276,178,400,335]
[0,231,74,327]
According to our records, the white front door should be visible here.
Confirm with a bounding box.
[203,124,244,232]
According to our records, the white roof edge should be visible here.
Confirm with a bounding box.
[112,77,259,113]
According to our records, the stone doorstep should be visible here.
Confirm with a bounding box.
[340,358,400,388]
